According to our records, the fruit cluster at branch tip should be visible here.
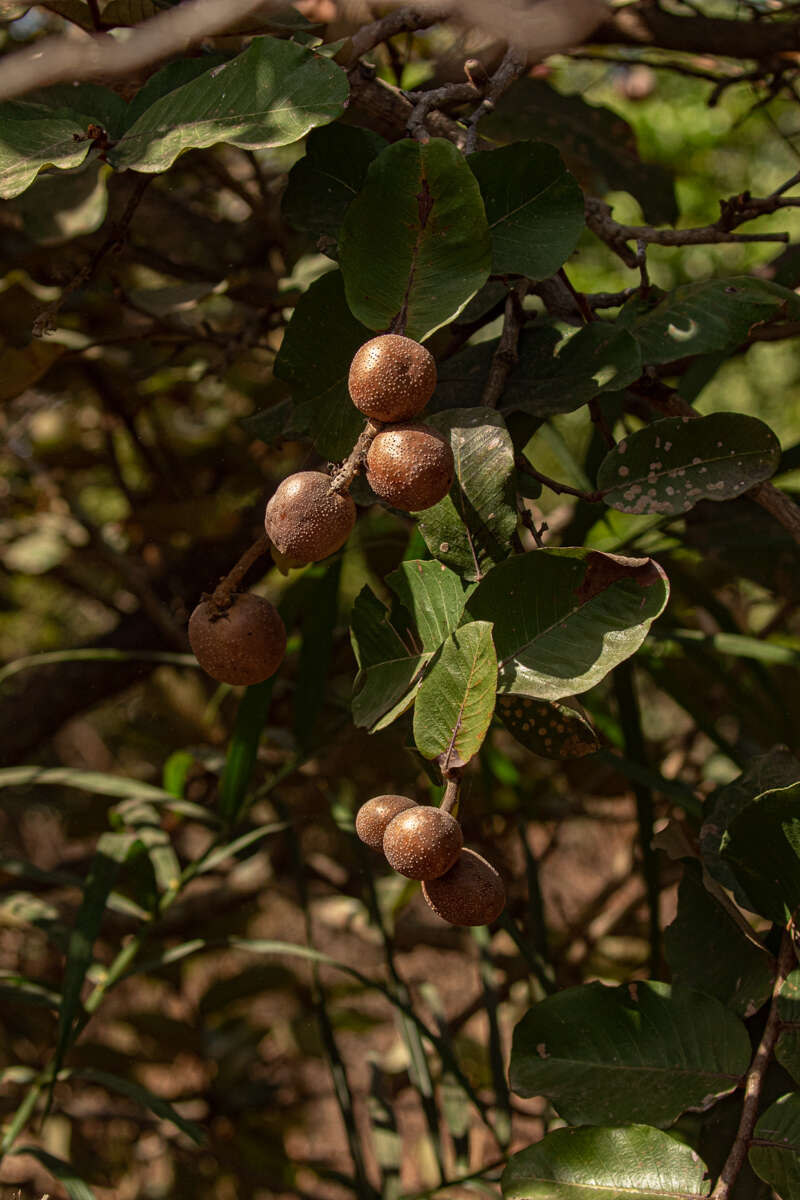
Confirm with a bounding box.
[355,792,506,926]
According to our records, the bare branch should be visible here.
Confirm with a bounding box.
[482,280,529,408]
[345,6,447,64]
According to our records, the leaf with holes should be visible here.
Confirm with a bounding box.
[350,586,432,732]
[721,781,800,922]
[413,621,497,768]
[468,141,584,280]
[510,981,750,1127]
[282,123,387,243]
[338,138,491,340]
[618,277,800,364]
[108,37,348,172]
[502,1125,710,1200]
[273,269,370,459]
[416,408,517,582]
[597,414,780,517]
[466,549,669,700]
[749,1094,800,1196]
[496,695,599,759]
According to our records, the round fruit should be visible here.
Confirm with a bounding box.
[189,593,286,686]
[383,806,462,881]
[355,794,418,852]
[264,471,356,564]
[422,848,506,926]
[366,423,454,512]
[348,334,437,422]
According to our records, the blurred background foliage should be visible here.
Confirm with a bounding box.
[2,2,800,1197]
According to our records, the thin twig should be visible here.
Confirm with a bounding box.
[345,5,447,64]
[710,931,796,1199]
[209,534,271,609]
[515,456,604,503]
[441,772,462,815]
[407,78,479,140]
[463,44,529,153]
[482,280,529,408]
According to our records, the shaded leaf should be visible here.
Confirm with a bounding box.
[413,621,497,767]
[9,1147,96,1200]
[282,123,387,241]
[700,747,800,906]
[10,158,109,245]
[598,414,780,517]
[0,765,189,804]
[219,680,275,825]
[273,268,368,459]
[67,1067,204,1142]
[496,694,599,759]
[293,559,342,750]
[339,137,491,340]
[502,324,642,417]
[664,862,775,1018]
[750,1093,800,1196]
[385,559,467,653]
[483,77,678,225]
[776,970,800,1084]
[721,782,800,922]
[0,970,61,1009]
[417,408,517,582]
[468,141,584,280]
[122,53,231,125]
[109,37,348,172]
[509,981,750,1127]
[0,339,64,401]
[502,1125,710,1199]
[619,277,800,365]
[195,822,287,875]
[350,586,431,732]
[466,549,669,700]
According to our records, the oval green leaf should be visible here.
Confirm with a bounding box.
[350,586,432,732]
[413,620,497,768]
[109,37,348,172]
[598,414,781,517]
[338,138,491,340]
[417,408,517,582]
[468,141,584,280]
[502,1125,710,1200]
[496,694,599,759]
[776,971,800,1084]
[750,1093,800,1197]
[466,548,669,700]
[282,122,387,242]
[721,781,800,922]
[509,980,750,1127]
[385,559,467,653]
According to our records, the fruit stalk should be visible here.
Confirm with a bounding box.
[329,418,384,494]
[210,531,271,611]
[441,772,461,815]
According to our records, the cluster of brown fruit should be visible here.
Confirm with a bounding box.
[189,334,453,688]
[356,794,506,927]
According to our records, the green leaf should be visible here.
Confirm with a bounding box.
[66,1067,205,1143]
[417,408,517,582]
[750,1093,800,1196]
[282,122,387,241]
[195,823,286,875]
[339,137,491,340]
[502,1125,710,1199]
[9,1147,97,1200]
[122,53,231,125]
[11,158,109,245]
[413,621,497,768]
[385,559,467,653]
[483,77,678,225]
[502,324,642,417]
[0,86,127,198]
[466,549,669,700]
[597,414,781,517]
[776,971,800,1084]
[721,782,800,922]
[0,765,188,804]
[273,268,369,459]
[700,747,800,907]
[219,680,274,825]
[664,862,775,1018]
[350,586,431,732]
[108,36,348,172]
[468,141,584,280]
[619,277,800,365]
[496,695,599,759]
[509,981,750,1127]
[162,749,194,798]
[0,970,61,1010]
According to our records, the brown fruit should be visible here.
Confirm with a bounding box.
[189,593,286,686]
[422,848,506,926]
[348,334,437,422]
[383,806,462,881]
[366,423,454,512]
[355,794,417,852]
[264,471,356,564]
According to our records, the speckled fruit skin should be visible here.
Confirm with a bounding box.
[264,471,356,563]
[366,423,454,512]
[189,593,286,686]
[383,806,462,881]
[348,334,437,422]
[422,848,505,926]
[355,795,417,852]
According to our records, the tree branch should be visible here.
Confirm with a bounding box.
[591,2,800,62]
[482,280,528,408]
[710,931,796,1199]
